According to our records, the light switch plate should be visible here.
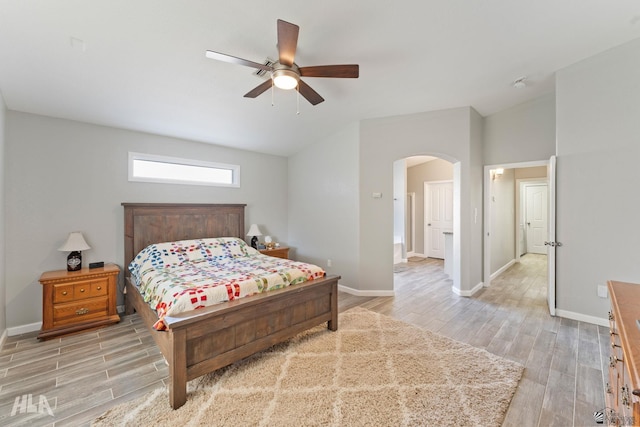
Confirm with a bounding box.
[597,285,608,298]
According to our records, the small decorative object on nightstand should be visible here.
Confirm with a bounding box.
[259,246,289,259]
[58,231,91,271]
[264,236,276,249]
[246,224,263,249]
[38,264,120,340]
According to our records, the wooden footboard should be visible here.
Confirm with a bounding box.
[125,275,339,409]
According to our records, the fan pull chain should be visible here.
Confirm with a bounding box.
[271,74,275,107]
[296,84,300,115]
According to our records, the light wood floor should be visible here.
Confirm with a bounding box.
[0,254,606,426]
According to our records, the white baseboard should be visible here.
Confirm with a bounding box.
[338,284,395,297]
[555,309,608,327]
[490,259,516,281]
[453,282,484,297]
[7,322,41,337]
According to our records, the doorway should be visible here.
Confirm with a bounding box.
[484,159,555,314]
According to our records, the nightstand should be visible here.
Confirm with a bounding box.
[38,264,120,340]
[259,246,289,259]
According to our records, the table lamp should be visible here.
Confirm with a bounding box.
[58,231,91,271]
[246,224,262,249]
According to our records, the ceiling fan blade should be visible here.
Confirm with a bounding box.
[297,80,325,105]
[205,50,273,72]
[244,80,272,98]
[277,19,299,67]
[299,65,359,78]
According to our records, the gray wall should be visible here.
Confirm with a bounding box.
[469,109,484,287]
[555,38,640,321]
[490,168,515,274]
[5,112,288,329]
[359,107,484,294]
[0,91,6,337]
[407,158,454,255]
[484,93,556,165]
[287,123,360,288]
[288,107,484,295]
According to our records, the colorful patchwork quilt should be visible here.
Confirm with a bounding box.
[129,237,326,330]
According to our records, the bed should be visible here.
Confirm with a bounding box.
[122,203,339,409]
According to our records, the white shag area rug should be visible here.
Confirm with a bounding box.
[94,307,523,427]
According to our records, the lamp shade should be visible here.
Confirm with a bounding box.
[58,232,91,252]
[246,224,263,237]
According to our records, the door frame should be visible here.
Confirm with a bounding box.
[483,159,553,302]
[406,192,416,256]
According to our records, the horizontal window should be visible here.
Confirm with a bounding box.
[128,152,240,187]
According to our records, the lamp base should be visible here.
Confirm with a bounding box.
[67,251,82,271]
[250,236,258,249]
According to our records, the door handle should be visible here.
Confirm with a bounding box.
[427,223,431,226]
[544,241,563,247]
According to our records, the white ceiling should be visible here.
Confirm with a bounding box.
[1,1,640,157]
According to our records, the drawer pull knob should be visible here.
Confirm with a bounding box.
[96,286,102,290]
[76,308,89,315]
[80,288,85,293]
[622,385,630,407]
[610,355,622,368]
[62,291,68,296]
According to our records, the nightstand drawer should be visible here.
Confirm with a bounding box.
[54,278,109,303]
[53,296,109,326]
[54,284,75,303]
[73,278,109,299]
[259,247,289,259]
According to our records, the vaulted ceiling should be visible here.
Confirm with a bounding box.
[1,1,640,156]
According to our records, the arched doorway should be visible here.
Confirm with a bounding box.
[393,155,460,293]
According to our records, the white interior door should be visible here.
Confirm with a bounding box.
[525,184,548,254]
[547,156,556,316]
[425,182,453,259]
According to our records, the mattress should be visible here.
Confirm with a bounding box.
[129,237,325,330]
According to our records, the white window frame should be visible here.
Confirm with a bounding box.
[128,152,240,188]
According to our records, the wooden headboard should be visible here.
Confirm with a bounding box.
[122,203,246,270]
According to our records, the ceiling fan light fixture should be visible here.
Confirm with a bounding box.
[273,69,299,90]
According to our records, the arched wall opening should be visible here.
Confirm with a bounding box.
[359,106,484,297]
[393,155,460,291]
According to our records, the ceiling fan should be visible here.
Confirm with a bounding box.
[205,19,359,105]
